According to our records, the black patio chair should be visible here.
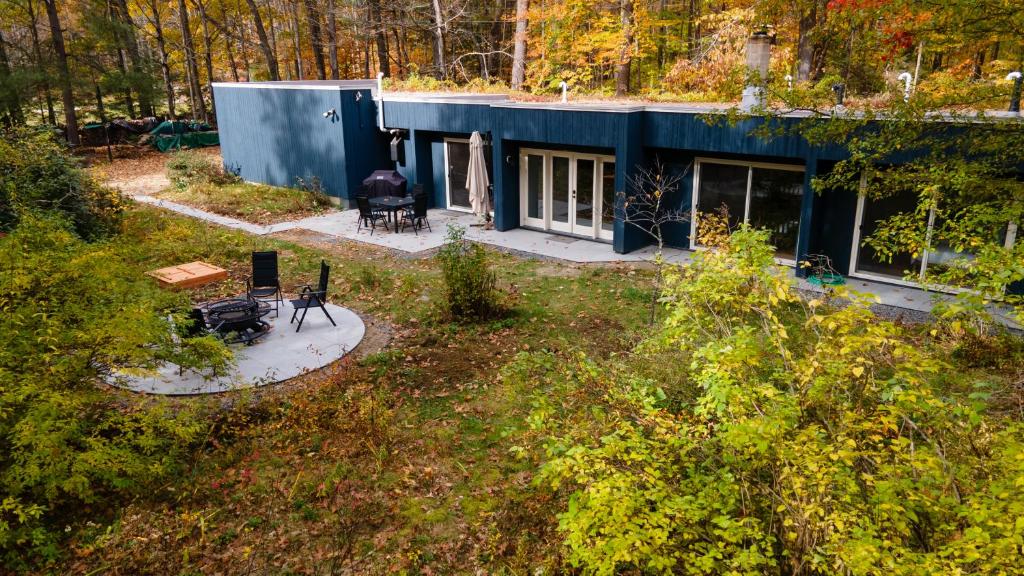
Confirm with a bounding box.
[356,195,389,235]
[290,260,337,333]
[247,250,282,317]
[410,183,424,198]
[399,192,431,235]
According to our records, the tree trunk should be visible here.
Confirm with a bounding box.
[368,0,390,76]
[178,0,207,121]
[656,0,667,71]
[431,0,446,78]
[511,0,528,89]
[303,0,327,79]
[26,0,57,124]
[326,0,339,79]
[486,0,504,78]
[796,2,827,82]
[113,0,153,116]
[105,0,135,117]
[972,49,986,80]
[225,27,239,82]
[687,0,701,60]
[148,0,176,118]
[363,41,370,78]
[267,0,278,69]
[615,0,634,96]
[43,0,78,144]
[240,19,253,80]
[290,0,303,79]
[243,0,279,80]
[392,28,406,75]
[0,31,25,126]
[195,0,216,122]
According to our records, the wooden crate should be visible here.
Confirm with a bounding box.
[147,261,228,289]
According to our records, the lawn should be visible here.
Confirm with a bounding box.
[60,203,655,575]
[156,180,335,225]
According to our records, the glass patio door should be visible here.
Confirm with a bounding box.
[520,149,615,241]
[574,158,596,236]
[549,154,572,233]
[445,140,472,210]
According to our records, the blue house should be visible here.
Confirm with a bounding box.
[211,79,1016,291]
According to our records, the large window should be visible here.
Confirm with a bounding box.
[850,184,1017,288]
[692,159,805,261]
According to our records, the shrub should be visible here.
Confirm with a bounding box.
[0,128,123,239]
[166,150,239,191]
[294,175,334,211]
[436,225,503,322]
[0,215,228,566]
[523,226,1024,576]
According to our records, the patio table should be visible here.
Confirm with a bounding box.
[369,196,414,233]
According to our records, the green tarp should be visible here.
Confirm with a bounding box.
[153,131,220,152]
[149,120,211,136]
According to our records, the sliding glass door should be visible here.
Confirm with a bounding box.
[691,158,805,262]
[445,138,493,212]
[519,149,615,241]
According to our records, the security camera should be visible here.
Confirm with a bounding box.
[322,108,336,118]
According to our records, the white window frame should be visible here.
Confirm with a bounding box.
[848,175,1018,291]
[690,157,806,265]
[520,151,547,229]
[519,147,616,242]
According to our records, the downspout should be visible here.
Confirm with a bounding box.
[377,71,386,131]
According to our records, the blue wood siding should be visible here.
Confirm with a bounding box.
[213,85,389,202]
[219,86,984,272]
[383,102,495,133]
[643,112,847,161]
[342,89,392,199]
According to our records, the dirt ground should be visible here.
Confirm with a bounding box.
[87,144,222,196]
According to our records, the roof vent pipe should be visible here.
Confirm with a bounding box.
[740,31,772,112]
[897,72,913,102]
[832,83,846,113]
[376,72,386,132]
[1008,71,1022,114]
[559,81,568,103]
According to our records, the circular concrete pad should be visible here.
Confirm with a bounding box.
[116,302,365,395]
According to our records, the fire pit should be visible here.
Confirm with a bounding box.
[206,297,271,344]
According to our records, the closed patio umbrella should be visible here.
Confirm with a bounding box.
[466,131,491,218]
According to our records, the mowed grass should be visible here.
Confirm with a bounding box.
[65,204,655,575]
[157,180,335,224]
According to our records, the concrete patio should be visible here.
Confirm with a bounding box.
[114,301,365,395]
[132,194,689,263]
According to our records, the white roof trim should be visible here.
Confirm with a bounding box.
[212,80,377,91]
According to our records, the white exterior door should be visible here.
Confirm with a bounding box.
[548,154,573,233]
[520,149,615,241]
